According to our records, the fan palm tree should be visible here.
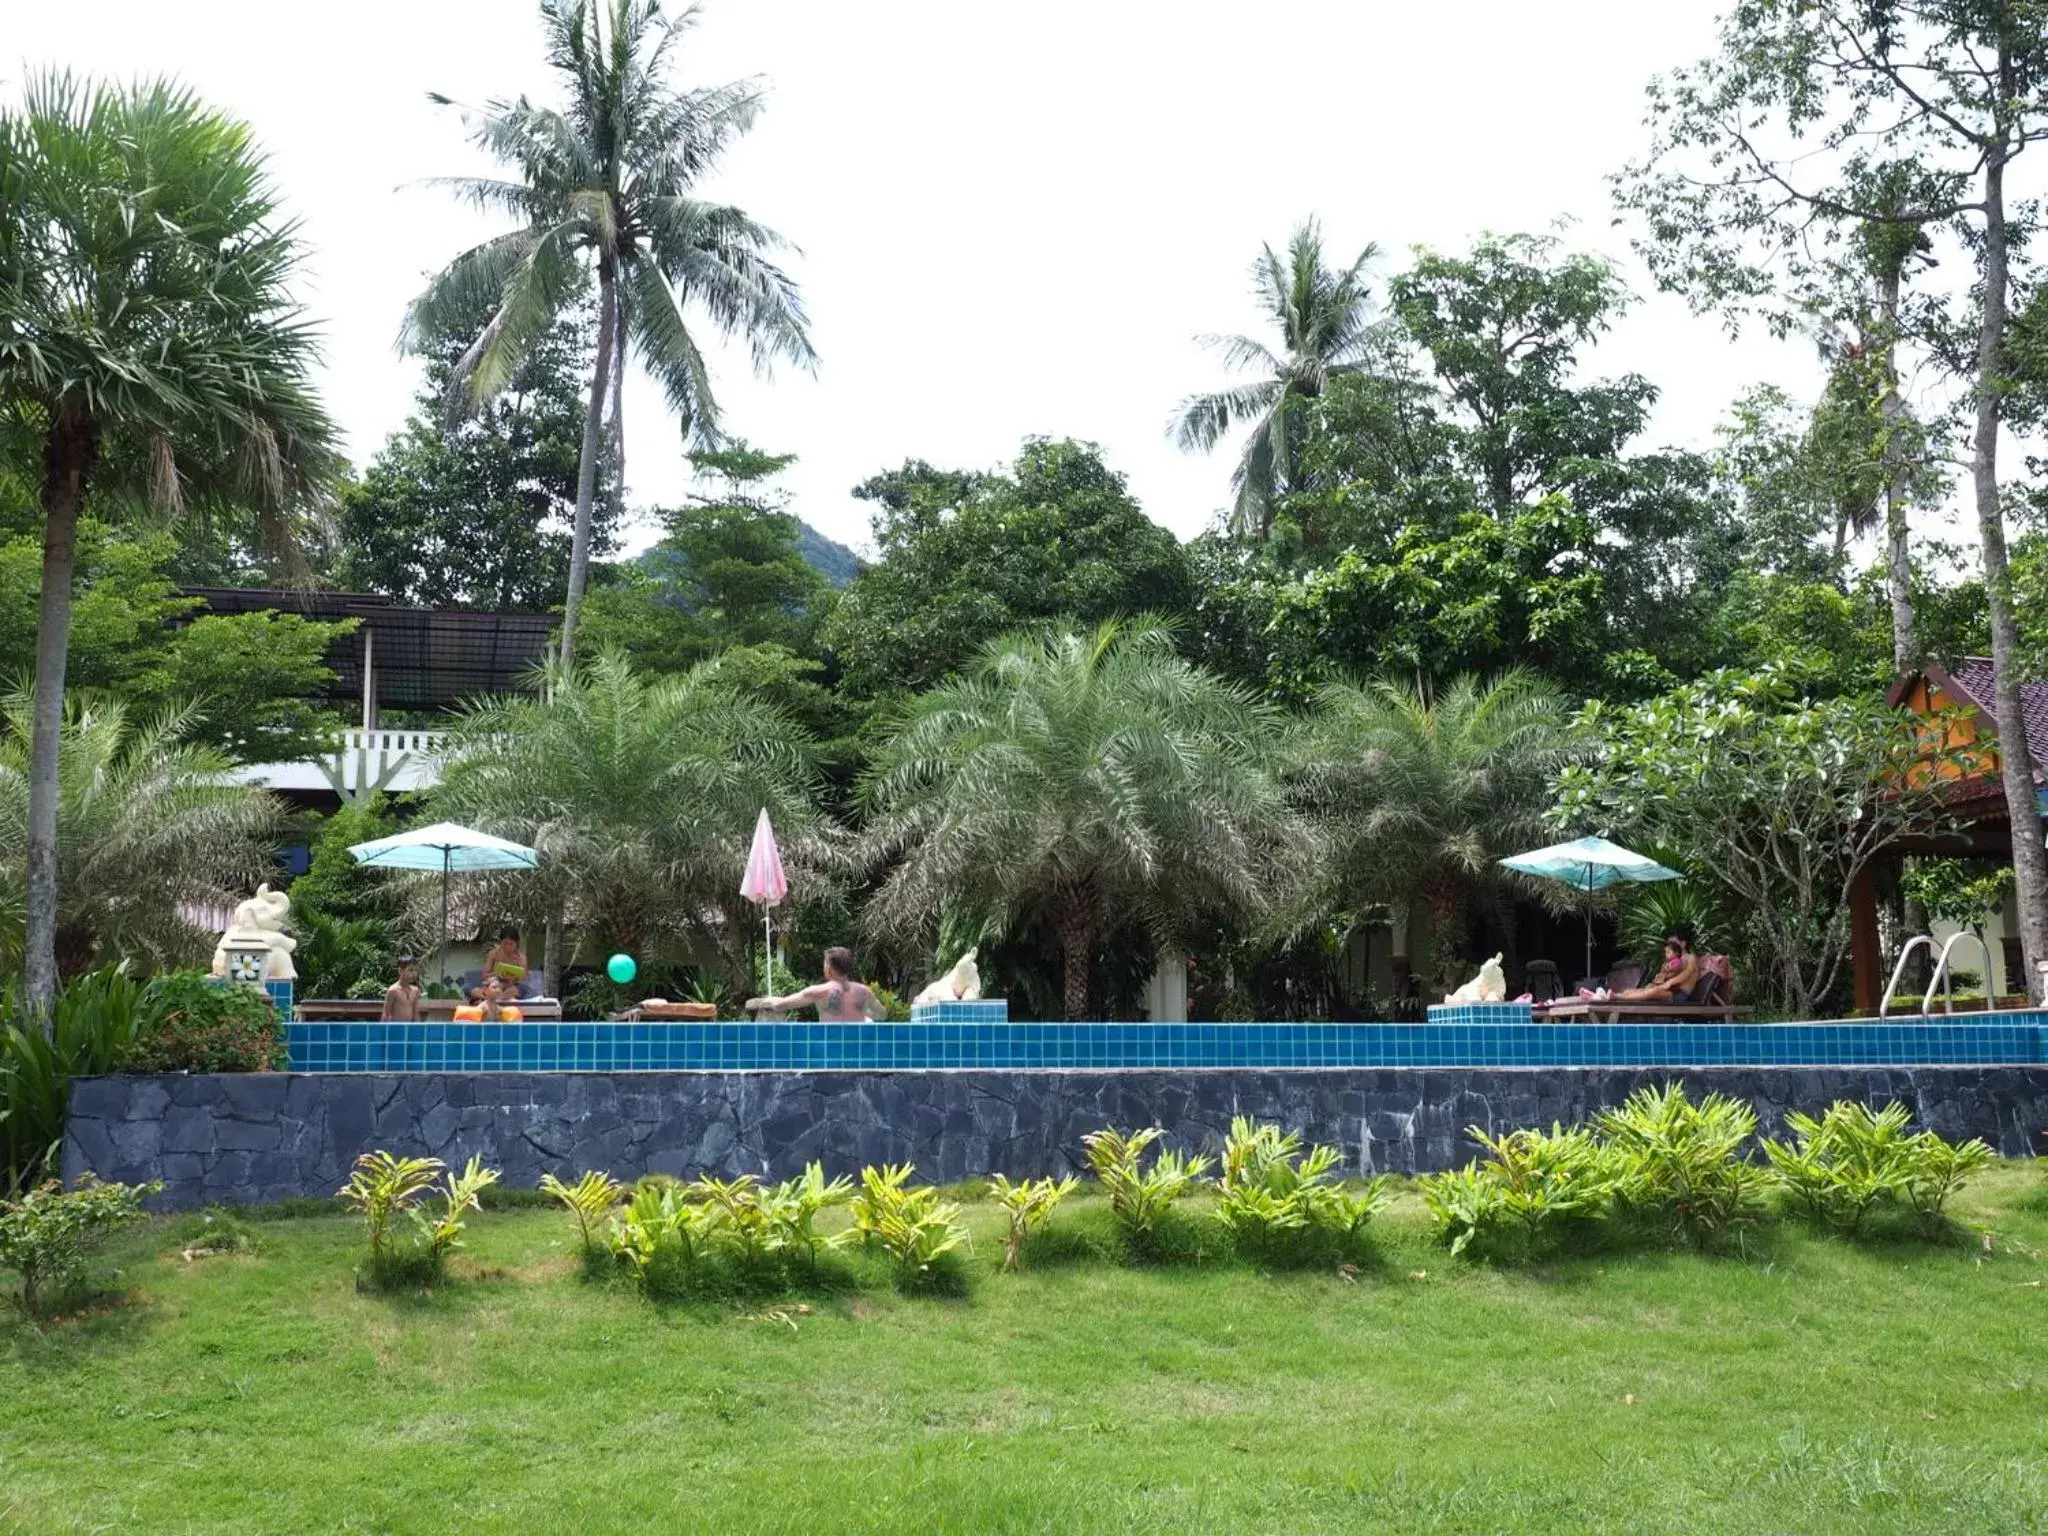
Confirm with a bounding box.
[431,649,828,972]
[0,696,284,977]
[1298,671,1572,990]
[407,0,816,669]
[862,621,1309,1019]
[1171,220,1382,542]
[0,76,337,1017]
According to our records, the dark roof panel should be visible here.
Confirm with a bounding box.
[180,588,554,709]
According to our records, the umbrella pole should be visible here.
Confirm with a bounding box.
[1584,863,1595,989]
[763,906,772,1000]
[439,854,451,991]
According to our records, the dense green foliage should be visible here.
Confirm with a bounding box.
[861,622,1303,1018]
[0,697,281,976]
[120,972,283,1075]
[0,1174,156,1316]
[0,967,148,1190]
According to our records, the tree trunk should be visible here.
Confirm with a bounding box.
[1970,149,2048,1002]
[1056,897,1098,1021]
[558,264,618,671]
[1877,262,1917,671]
[543,916,563,1001]
[26,405,99,1022]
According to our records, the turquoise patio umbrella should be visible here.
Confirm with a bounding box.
[348,822,539,986]
[1499,835,1681,984]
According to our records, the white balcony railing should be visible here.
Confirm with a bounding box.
[232,729,450,798]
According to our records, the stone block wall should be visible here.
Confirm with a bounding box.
[63,1066,2048,1210]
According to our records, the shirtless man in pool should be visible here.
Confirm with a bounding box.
[745,946,887,1022]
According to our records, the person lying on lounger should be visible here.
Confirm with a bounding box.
[1582,930,1700,1003]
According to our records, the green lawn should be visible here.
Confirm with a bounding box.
[5,1170,2048,1534]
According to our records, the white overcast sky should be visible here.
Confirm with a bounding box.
[8,0,1831,557]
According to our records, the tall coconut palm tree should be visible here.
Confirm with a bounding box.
[0,76,336,1017]
[1299,670,1572,991]
[407,0,816,669]
[0,696,284,977]
[432,649,828,977]
[1171,220,1381,542]
[862,620,1309,1019]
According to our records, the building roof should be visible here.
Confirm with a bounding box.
[182,588,554,710]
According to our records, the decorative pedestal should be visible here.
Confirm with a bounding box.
[1424,1000,1533,1027]
[910,998,1009,1025]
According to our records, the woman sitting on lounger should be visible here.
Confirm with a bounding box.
[1583,930,1699,1003]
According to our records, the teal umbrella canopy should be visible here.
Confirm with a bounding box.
[1500,836,1680,892]
[347,822,538,872]
[1499,836,1681,985]
[348,823,539,986]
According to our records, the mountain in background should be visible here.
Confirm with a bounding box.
[795,520,861,588]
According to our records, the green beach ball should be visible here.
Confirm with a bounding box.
[606,952,637,985]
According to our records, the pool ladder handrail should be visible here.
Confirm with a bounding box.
[1878,932,1995,1018]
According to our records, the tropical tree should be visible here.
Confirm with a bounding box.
[0,76,336,1017]
[431,649,828,981]
[861,621,1308,1019]
[1171,221,1383,542]
[0,697,284,976]
[1298,671,1572,990]
[407,0,815,669]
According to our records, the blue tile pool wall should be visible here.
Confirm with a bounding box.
[286,1011,2048,1072]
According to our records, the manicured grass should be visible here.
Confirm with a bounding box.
[5,1170,2048,1534]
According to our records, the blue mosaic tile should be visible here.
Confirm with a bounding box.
[909,998,1010,1025]
[279,1010,2048,1073]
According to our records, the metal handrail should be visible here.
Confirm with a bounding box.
[1923,930,1994,1016]
[1878,935,1937,1019]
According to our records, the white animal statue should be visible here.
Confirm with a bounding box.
[1444,952,1506,1005]
[913,948,982,1008]
[210,884,299,982]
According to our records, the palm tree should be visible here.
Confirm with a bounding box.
[1299,671,1572,991]
[0,76,336,1017]
[1171,220,1381,542]
[407,0,816,669]
[432,649,828,978]
[0,697,284,976]
[862,621,1309,1019]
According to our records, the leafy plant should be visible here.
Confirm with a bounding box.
[541,1170,627,1263]
[689,1174,776,1264]
[988,1173,1080,1272]
[758,1162,855,1268]
[336,1151,444,1286]
[848,1163,968,1288]
[0,1174,159,1317]
[1082,1126,1214,1255]
[1,965,149,1190]
[124,972,283,1074]
[1421,1123,1615,1260]
[1764,1101,1991,1234]
[1212,1116,1391,1258]
[1596,1084,1764,1246]
[607,1181,721,1297]
[413,1157,499,1268]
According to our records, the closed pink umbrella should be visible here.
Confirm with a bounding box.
[740,809,788,998]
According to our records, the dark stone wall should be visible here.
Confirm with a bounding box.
[63,1066,2048,1210]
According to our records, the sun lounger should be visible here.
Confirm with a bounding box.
[1536,1000,1752,1023]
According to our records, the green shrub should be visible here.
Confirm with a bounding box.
[1764,1101,1991,1234]
[1597,1084,1765,1246]
[123,972,282,1074]
[1083,1127,1213,1258]
[607,1180,721,1298]
[336,1150,499,1288]
[757,1162,855,1268]
[988,1173,1079,1271]
[1421,1123,1615,1260]
[848,1163,968,1289]
[1213,1116,1390,1261]
[541,1170,627,1266]
[1,966,149,1190]
[0,1174,159,1317]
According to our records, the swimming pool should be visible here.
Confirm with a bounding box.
[283,1007,2048,1073]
